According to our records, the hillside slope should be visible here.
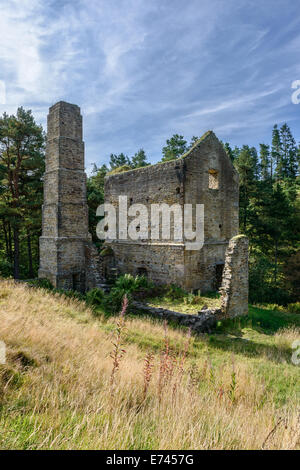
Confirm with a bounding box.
[0,280,299,450]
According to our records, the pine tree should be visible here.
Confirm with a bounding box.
[232,146,241,161]
[188,136,200,149]
[234,145,257,232]
[259,143,270,181]
[131,148,149,168]
[0,107,45,278]
[262,183,294,284]
[86,164,107,244]
[279,123,298,179]
[223,142,235,162]
[109,153,131,170]
[161,134,187,162]
[271,125,282,180]
[250,146,260,180]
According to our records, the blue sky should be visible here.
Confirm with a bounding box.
[0,0,299,170]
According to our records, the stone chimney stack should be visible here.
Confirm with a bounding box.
[38,101,91,291]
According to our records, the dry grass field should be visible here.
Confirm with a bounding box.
[0,279,299,450]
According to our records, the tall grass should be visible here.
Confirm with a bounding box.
[109,295,128,398]
[0,280,299,450]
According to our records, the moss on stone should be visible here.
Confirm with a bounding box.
[105,130,216,179]
[231,234,248,240]
[107,165,133,176]
[180,130,214,160]
[100,246,114,257]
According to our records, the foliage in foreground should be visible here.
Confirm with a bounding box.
[0,280,299,450]
[86,274,155,313]
[26,274,300,318]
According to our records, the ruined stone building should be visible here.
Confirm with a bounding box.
[39,101,247,316]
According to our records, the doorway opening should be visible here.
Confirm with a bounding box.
[137,267,148,277]
[215,263,224,290]
[72,273,81,291]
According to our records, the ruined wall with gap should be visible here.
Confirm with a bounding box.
[182,132,239,291]
[104,158,187,286]
[104,132,239,292]
[220,234,249,317]
[39,102,246,312]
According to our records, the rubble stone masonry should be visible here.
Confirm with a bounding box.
[38,101,99,291]
[104,131,239,292]
[220,235,249,317]
[38,101,248,319]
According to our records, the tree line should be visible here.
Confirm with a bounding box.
[0,108,45,279]
[0,107,299,304]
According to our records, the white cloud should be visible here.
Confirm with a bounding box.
[0,0,299,164]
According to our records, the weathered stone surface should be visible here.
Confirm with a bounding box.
[38,101,101,291]
[85,241,104,290]
[198,307,222,316]
[104,131,239,292]
[38,101,248,323]
[220,234,249,317]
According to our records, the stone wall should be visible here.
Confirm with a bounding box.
[132,301,218,333]
[220,234,249,317]
[104,131,239,291]
[85,241,104,290]
[38,102,246,308]
[183,133,239,291]
[104,157,187,286]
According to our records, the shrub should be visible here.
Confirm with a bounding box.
[102,273,154,313]
[86,288,105,307]
[57,289,85,301]
[184,293,202,305]
[27,278,54,290]
[287,303,300,314]
[114,274,137,291]
[264,287,291,306]
[134,285,165,300]
[258,303,286,312]
[135,275,153,290]
[99,246,114,257]
[0,259,13,278]
[107,165,132,175]
[104,287,132,313]
[165,284,186,300]
[114,273,153,292]
[249,256,292,305]
[283,251,300,301]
